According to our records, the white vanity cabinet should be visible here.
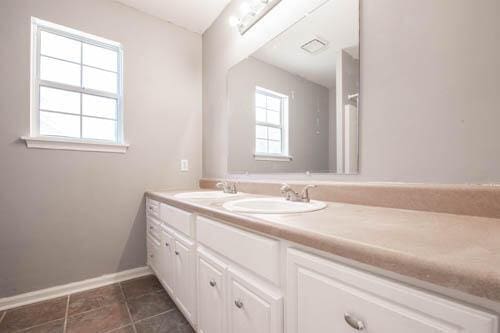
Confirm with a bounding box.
[197,248,227,333]
[146,197,498,333]
[147,201,197,328]
[146,233,161,274]
[196,214,283,333]
[227,268,283,333]
[286,248,498,333]
[146,214,162,274]
[172,231,196,324]
[158,225,175,295]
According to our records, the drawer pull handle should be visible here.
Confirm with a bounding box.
[175,251,180,255]
[234,299,244,309]
[209,280,216,287]
[165,242,169,247]
[344,313,365,330]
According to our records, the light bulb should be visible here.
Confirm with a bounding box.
[229,16,240,27]
[240,2,252,15]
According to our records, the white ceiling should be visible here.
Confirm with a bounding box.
[114,0,232,34]
[252,0,359,88]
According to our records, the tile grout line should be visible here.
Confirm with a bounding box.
[119,282,137,333]
[10,317,66,332]
[0,310,6,325]
[102,323,133,333]
[132,308,177,325]
[63,295,70,333]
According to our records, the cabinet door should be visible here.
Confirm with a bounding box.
[286,248,498,333]
[227,269,283,333]
[174,235,196,325]
[146,235,161,274]
[197,249,226,333]
[157,227,175,295]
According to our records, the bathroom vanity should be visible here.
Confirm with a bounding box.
[145,191,499,333]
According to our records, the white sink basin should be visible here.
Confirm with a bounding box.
[223,197,327,214]
[174,191,240,199]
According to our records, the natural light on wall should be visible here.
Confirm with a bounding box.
[22,18,128,153]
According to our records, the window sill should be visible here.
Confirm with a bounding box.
[21,136,129,153]
[254,154,293,162]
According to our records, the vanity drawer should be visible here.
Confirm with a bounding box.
[286,248,498,333]
[196,216,280,285]
[146,198,160,218]
[160,204,194,237]
[147,216,161,240]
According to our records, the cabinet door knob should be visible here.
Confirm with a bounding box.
[175,251,180,255]
[234,299,244,309]
[149,254,154,258]
[209,280,216,287]
[149,226,154,230]
[165,242,169,247]
[344,313,365,330]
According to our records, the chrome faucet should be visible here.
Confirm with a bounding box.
[216,181,238,194]
[280,184,316,203]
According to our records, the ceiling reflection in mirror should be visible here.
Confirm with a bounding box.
[227,0,359,174]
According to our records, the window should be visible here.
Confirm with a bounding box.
[25,18,127,152]
[254,87,290,160]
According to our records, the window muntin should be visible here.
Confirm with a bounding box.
[32,18,123,143]
[255,87,288,156]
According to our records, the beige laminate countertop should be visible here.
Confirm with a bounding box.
[147,190,500,303]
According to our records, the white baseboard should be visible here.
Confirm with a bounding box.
[0,266,152,311]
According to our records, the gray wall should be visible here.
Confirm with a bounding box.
[203,0,500,184]
[227,57,330,173]
[0,0,202,297]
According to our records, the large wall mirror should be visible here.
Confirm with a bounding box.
[227,0,359,174]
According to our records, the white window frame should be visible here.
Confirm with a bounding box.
[254,86,291,161]
[22,17,128,153]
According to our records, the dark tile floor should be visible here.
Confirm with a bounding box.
[0,275,194,333]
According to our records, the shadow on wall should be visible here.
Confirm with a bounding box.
[117,194,146,271]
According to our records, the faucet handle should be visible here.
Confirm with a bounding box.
[300,184,316,202]
[230,182,238,194]
[216,181,227,190]
[217,181,238,194]
[280,183,291,193]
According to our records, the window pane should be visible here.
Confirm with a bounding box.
[40,31,81,63]
[267,110,281,125]
[268,127,281,141]
[40,87,80,114]
[256,125,268,139]
[82,117,116,141]
[256,139,268,154]
[267,96,281,111]
[256,108,266,122]
[40,111,80,137]
[256,93,266,108]
[82,94,117,119]
[82,66,117,93]
[40,56,81,86]
[83,43,117,72]
[268,140,282,154]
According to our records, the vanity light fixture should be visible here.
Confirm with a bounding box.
[229,0,282,35]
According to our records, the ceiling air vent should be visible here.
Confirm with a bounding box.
[301,38,328,54]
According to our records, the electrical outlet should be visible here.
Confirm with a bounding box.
[180,159,189,172]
